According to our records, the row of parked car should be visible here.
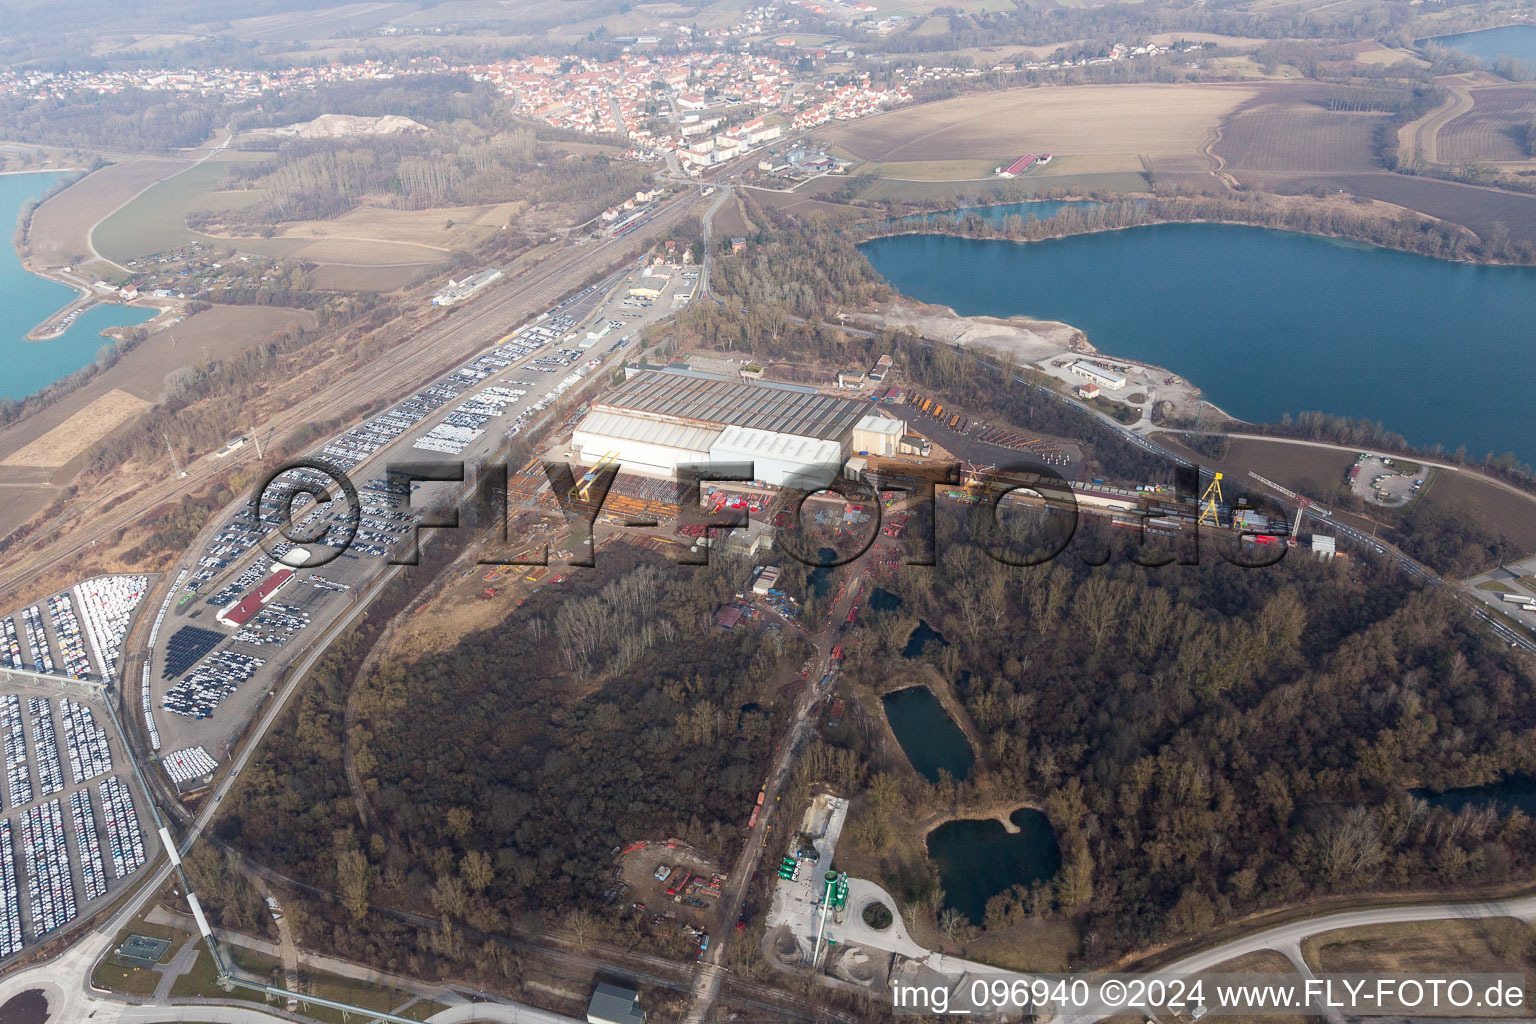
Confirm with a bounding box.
[18,608,51,675]
[19,797,75,937]
[59,699,112,786]
[162,649,265,719]
[2,697,29,808]
[28,699,63,799]
[69,789,108,903]
[0,821,20,957]
[71,576,148,685]
[45,595,92,681]
[99,776,146,879]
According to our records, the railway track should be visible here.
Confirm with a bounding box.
[0,195,700,606]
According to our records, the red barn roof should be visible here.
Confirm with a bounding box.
[218,569,293,628]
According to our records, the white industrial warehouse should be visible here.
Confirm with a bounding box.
[571,368,905,487]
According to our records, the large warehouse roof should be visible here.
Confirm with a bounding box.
[711,424,844,469]
[576,408,721,453]
[596,370,867,441]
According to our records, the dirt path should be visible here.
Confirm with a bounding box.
[1400,82,1473,167]
[80,126,232,271]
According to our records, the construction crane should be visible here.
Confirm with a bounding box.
[1197,472,1224,529]
[1287,496,1310,548]
[572,450,620,502]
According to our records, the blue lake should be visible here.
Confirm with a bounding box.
[1428,25,1536,66]
[0,172,155,402]
[860,224,1536,464]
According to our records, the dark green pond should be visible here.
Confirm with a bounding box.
[808,547,838,599]
[882,685,973,783]
[868,587,904,612]
[1414,774,1536,817]
[927,808,1061,925]
[903,620,948,659]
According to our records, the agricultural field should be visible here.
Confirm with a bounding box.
[1220,437,1359,501]
[1217,93,1385,175]
[92,156,492,273]
[279,202,521,252]
[821,84,1258,169]
[1354,46,1428,68]
[0,306,316,469]
[1284,170,1536,246]
[26,157,191,268]
[860,158,1002,180]
[89,32,201,56]
[91,154,272,264]
[1302,918,1536,978]
[0,389,150,469]
[1416,470,1536,556]
[710,193,753,239]
[305,263,429,291]
[198,0,416,42]
[856,169,1150,202]
[1436,83,1536,166]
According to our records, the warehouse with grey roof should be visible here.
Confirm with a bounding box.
[571,368,903,488]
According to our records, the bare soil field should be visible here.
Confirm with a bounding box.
[744,188,866,220]
[1220,437,1358,498]
[1272,170,1536,246]
[1303,917,1534,977]
[0,480,58,544]
[1217,90,1384,174]
[820,84,1259,166]
[306,263,427,292]
[205,0,414,42]
[1417,470,1536,554]
[280,202,521,250]
[0,305,316,467]
[26,158,189,267]
[711,194,752,239]
[1,389,150,469]
[284,236,449,267]
[1437,84,1536,165]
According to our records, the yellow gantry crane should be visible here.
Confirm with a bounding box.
[1197,472,1224,528]
[573,451,621,501]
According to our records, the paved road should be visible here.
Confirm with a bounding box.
[1060,894,1536,1023]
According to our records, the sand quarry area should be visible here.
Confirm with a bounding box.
[845,300,1090,365]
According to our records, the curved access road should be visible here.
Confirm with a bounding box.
[1059,894,1536,1023]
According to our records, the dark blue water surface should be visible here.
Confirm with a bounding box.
[1415,775,1536,817]
[882,685,973,783]
[860,224,1536,463]
[0,173,155,400]
[1428,25,1536,65]
[927,808,1061,925]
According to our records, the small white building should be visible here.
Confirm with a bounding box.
[1070,360,1126,391]
[588,983,645,1024]
[1312,535,1336,560]
[852,414,904,457]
